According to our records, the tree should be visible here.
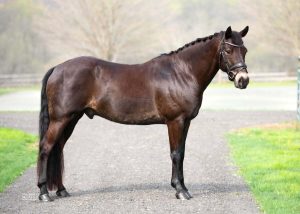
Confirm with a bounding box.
[38,0,172,64]
[0,0,48,74]
[240,0,300,73]
[171,0,299,74]
[247,0,299,57]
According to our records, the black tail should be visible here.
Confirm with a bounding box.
[38,67,64,190]
[39,67,55,141]
[47,143,64,190]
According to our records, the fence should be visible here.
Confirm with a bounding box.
[0,73,43,87]
[0,72,297,87]
[214,72,297,82]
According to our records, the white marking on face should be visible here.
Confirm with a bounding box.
[234,71,249,88]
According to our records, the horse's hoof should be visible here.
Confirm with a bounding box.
[39,193,53,202]
[185,191,193,198]
[175,191,192,200]
[56,189,70,197]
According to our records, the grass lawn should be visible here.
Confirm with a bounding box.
[0,86,40,96]
[0,88,19,96]
[0,128,38,192]
[228,122,300,214]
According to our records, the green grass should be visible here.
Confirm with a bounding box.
[210,80,296,88]
[0,88,19,96]
[227,122,300,214]
[0,128,38,192]
[0,86,40,96]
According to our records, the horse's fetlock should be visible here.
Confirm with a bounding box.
[171,178,180,187]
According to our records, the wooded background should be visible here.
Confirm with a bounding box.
[0,0,299,76]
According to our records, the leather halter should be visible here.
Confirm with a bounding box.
[219,38,247,81]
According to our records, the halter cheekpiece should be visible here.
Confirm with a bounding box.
[219,36,247,81]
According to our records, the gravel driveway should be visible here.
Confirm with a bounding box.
[0,111,295,213]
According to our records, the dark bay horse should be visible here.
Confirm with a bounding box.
[37,26,249,201]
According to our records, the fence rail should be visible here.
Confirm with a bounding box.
[0,72,297,87]
[214,72,297,82]
[0,73,44,87]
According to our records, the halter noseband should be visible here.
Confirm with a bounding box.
[219,38,247,81]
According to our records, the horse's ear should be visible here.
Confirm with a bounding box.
[240,26,249,37]
[225,26,232,39]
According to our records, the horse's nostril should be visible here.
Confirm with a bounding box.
[238,78,243,86]
[245,77,249,85]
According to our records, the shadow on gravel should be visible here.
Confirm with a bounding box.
[70,182,249,198]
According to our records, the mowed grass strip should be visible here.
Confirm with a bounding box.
[228,122,300,214]
[0,86,41,96]
[0,88,18,96]
[0,128,38,192]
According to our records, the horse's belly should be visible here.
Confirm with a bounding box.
[95,96,162,125]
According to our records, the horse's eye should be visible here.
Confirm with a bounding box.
[225,49,231,54]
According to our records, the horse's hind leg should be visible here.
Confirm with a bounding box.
[37,117,70,202]
[55,113,83,198]
[167,117,192,200]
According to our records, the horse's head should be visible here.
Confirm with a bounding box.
[219,26,249,89]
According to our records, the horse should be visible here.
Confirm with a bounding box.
[37,26,249,201]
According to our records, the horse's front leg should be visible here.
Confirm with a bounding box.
[167,117,192,200]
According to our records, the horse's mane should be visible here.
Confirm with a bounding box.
[161,32,221,56]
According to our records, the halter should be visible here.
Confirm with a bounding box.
[219,37,247,81]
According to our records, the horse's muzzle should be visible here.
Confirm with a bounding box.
[234,70,249,89]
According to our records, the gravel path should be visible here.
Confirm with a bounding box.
[0,111,296,213]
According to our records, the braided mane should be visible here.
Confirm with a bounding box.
[162,32,220,56]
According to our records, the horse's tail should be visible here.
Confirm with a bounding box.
[38,67,64,190]
[39,67,54,142]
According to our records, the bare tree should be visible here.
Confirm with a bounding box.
[265,1,299,57]
[240,0,299,73]
[0,0,48,74]
[244,0,299,56]
[37,0,172,64]
[173,0,299,74]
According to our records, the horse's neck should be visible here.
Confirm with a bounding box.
[178,38,221,91]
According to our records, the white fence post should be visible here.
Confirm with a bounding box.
[297,56,300,121]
